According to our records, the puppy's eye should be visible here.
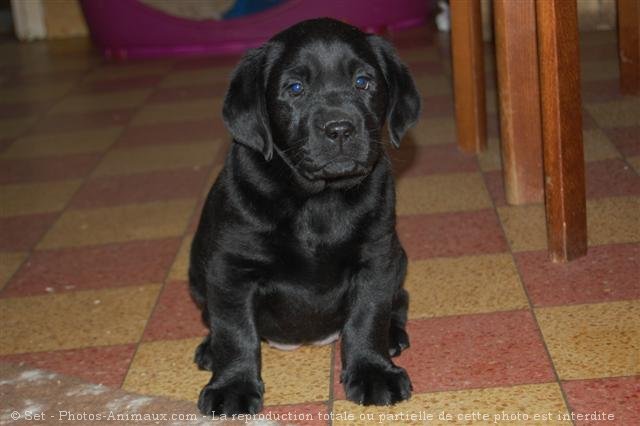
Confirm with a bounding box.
[354,76,370,90]
[289,82,304,95]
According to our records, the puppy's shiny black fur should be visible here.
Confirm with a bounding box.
[189,18,421,416]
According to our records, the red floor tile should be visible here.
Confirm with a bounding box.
[78,75,164,93]
[483,170,507,207]
[0,137,14,154]
[486,113,500,139]
[0,213,57,251]
[586,159,640,199]
[0,101,53,119]
[143,280,207,341]
[0,154,100,184]
[333,310,554,398]
[580,43,619,62]
[115,119,224,147]
[388,26,438,49]
[581,79,626,103]
[390,143,479,177]
[146,83,228,103]
[515,243,640,307]
[407,59,444,74]
[1,70,85,87]
[0,345,137,387]
[261,403,328,426]
[29,108,134,134]
[421,94,454,118]
[188,199,207,233]
[4,238,182,297]
[397,210,508,259]
[69,167,208,209]
[484,159,640,207]
[562,376,640,426]
[604,126,640,157]
[173,55,242,70]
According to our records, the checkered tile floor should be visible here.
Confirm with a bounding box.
[0,27,638,425]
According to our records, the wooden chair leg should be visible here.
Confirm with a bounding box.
[494,0,544,205]
[617,0,640,94]
[536,0,587,262]
[450,0,487,154]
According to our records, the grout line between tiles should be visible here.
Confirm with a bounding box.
[119,157,220,390]
[478,168,578,426]
[0,56,108,298]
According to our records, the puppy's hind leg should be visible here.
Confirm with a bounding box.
[194,309,214,371]
[190,271,214,371]
[389,288,410,357]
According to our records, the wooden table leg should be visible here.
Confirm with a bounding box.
[536,0,587,262]
[450,0,487,154]
[494,0,544,205]
[617,0,640,95]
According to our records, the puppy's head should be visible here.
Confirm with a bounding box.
[223,18,421,186]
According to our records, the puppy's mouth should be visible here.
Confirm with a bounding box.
[305,158,371,180]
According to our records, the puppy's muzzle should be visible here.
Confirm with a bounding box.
[315,157,370,179]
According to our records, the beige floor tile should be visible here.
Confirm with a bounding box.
[38,199,196,249]
[1,128,121,158]
[0,284,160,354]
[0,180,82,216]
[0,251,27,290]
[413,75,452,96]
[167,235,193,282]
[0,83,74,103]
[201,165,223,196]
[396,173,492,215]
[485,89,498,115]
[497,204,547,252]
[122,337,211,402]
[475,128,618,172]
[398,48,439,62]
[536,300,640,380]
[333,383,568,426]
[580,61,619,82]
[131,99,224,126]
[261,344,332,406]
[406,254,528,319]
[0,116,39,138]
[587,197,640,245]
[123,340,331,406]
[585,98,640,128]
[628,156,640,174]
[477,137,502,171]
[160,69,232,88]
[499,197,640,252]
[49,90,151,114]
[408,117,456,145]
[583,129,621,162]
[92,143,218,176]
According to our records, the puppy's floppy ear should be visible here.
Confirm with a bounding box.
[223,44,274,161]
[368,35,421,148]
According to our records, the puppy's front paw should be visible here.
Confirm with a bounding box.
[342,363,412,406]
[198,379,264,416]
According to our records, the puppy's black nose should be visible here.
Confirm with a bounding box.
[324,120,355,142]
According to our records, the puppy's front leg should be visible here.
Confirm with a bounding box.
[197,282,263,416]
[340,255,412,406]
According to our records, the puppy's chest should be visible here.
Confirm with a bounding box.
[291,199,358,255]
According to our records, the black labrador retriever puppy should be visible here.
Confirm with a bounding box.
[190,17,421,416]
